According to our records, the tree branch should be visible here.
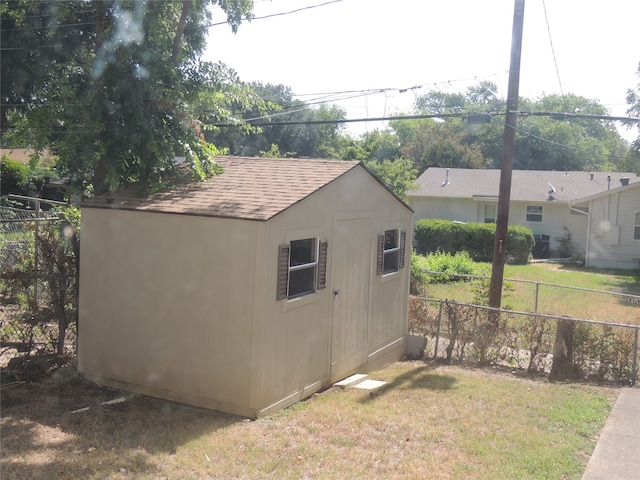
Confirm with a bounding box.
[172,0,192,64]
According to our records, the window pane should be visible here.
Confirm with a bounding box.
[383,250,399,274]
[288,266,316,298]
[526,205,543,222]
[484,204,496,223]
[290,238,315,266]
[384,230,398,250]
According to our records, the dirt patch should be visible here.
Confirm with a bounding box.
[1,367,242,479]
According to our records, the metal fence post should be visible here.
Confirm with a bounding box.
[34,199,40,307]
[633,327,639,387]
[534,281,540,313]
[434,301,443,360]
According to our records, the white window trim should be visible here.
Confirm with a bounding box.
[634,211,640,241]
[526,205,543,223]
[287,238,319,300]
[383,229,401,274]
[377,226,406,280]
[484,204,497,223]
[277,229,328,309]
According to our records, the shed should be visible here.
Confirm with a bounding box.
[78,156,413,418]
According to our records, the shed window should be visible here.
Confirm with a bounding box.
[277,238,327,300]
[635,212,640,240]
[526,205,543,222]
[377,229,406,275]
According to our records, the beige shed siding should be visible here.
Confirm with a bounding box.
[255,167,411,414]
[79,161,412,418]
[585,187,640,269]
[79,208,260,414]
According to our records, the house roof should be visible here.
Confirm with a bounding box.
[408,167,640,203]
[1,148,56,164]
[571,177,640,206]
[82,156,362,221]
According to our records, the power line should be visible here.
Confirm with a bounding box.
[202,0,345,29]
[5,111,638,164]
[207,110,640,128]
[520,111,639,123]
[541,0,565,103]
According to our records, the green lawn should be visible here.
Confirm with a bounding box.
[421,263,640,325]
[504,263,640,295]
[0,361,619,479]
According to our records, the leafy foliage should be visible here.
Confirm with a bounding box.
[0,154,58,200]
[1,1,256,195]
[0,156,29,195]
[414,218,534,264]
[625,61,640,159]
[388,83,634,175]
[364,157,417,201]
[1,206,80,356]
[206,82,347,158]
[411,251,477,289]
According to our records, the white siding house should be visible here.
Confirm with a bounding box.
[408,168,639,269]
[572,181,640,270]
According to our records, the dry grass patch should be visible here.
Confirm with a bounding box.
[1,361,618,479]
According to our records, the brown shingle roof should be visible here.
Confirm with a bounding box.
[82,156,360,221]
[409,167,640,203]
[0,148,55,164]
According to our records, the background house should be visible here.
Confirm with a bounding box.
[408,168,639,268]
[571,180,640,270]
[78,156,413,418]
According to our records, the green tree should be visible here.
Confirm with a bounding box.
[625,61,640,156]
[364,157,417,201]
[465,81,501,109]
[0,156,29,196]
[393,118,487,174]
[1,0,255,195]
[403,83,632,173]
[206,82,347,159]
[358,129,402,163]
[414,91,466,115]
[0,154,57,200]
[511,94,629,171]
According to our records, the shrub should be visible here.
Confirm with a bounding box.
[411,251,477,291]
[507,224,535,264]
[414,218,534,264]
[1,155,58,199]
[0,206,80,357]
[1,156,29,195]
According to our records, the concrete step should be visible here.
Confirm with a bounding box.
[334,373,368,388]
[334,374,388,391]
[353,379,387,390]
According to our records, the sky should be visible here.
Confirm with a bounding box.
[205,0,640,142]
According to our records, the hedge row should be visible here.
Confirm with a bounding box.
[414,218,535,264]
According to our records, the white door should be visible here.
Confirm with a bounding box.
[330,217,372,381]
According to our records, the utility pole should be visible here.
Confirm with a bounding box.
[489,0,525,309]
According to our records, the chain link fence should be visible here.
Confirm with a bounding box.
[0,206,43,271]
[416,271,640,326]
[408,272,640,385]
[1,198,78,380]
